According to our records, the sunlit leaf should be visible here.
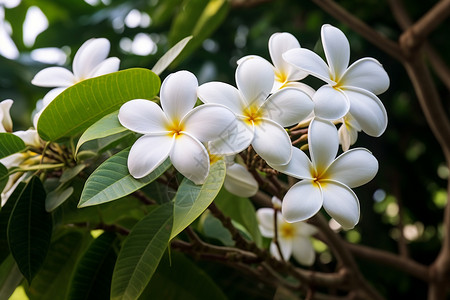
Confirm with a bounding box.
[139,252,227,300]
[111,202,173,300]
[79,148,171,207]
[0,133,26,159]
[37,68,160,142]
[7,176,52,284]
[68,232,117,300]
[152,36,193,75]
[171,159,226,239]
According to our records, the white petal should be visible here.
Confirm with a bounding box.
[292,237,315,266]
[261,88,313,127]
[73,38,110,80]
[321,180,360,229]
[0,99,13,132]
[282,180,323,223]
[295,222,318,237]
[235,57,273,108]
[207,119,253,155]
[160,70,198,122]
[338,123,358,152]
[170,132,210,184]
[282,82,316,98]
[224,163,258,197]
[313,85,350,120]
[321,24,350,80]
[270,240,292,261]
[128,134,173,178]
[269,32,307,81]
[252,119,292,165]
[89,57,120,78]
[183,104,237,142]
[256,208,276,238]
[14,130,40,148]
[197,82,244,115]
[118,99,169,134]
[345,87,388,137]
[283,48,334,85]
[325,148,378,188]
[31,67,75,87]
[309,118,339,174]
[269,146,314,180]
[42,87,65,106]
[341,58,389,95]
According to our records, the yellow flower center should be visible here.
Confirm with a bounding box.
[242,104,262,126]
[167,121,184,138]
[280,222,296,238]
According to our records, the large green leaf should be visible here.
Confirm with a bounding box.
[79,148,171,207]
[37,68,161,142]
[75,111,127,154]
[139,252,227,300]
[171,159,226,239]
[111,202,173,300]
[215,189,263,247]
[168,0,228,66]
[0,182,25,264]
[68,232,117,300]
[7,176,52,284]
[26,230,92,300]
[0,133,26,159]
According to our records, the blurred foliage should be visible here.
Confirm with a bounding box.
[0,0,449,299]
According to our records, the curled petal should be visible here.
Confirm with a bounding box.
[269,32,307,82]
[325,148,378,188]
[321,180,360,229]
[0,99,13,132]
[292,237,315,266]
[197,82,244,115]
[89,57,120,78]
[118,99,169,134]
[73,38,110,80]
[183,104,237,142]
[345,87,388,137]
[338,114,361,151]
[269,146,314,180]
[341,58,389,95]
[309,118,339,174]
[235,57,273,107]
[31,67,75,87]
[256,208,276,238]
[283,48,334,85]
[252,119,292,165]
[313,85,350,120]
[321,24,350,80]
[282,180,323,223]
[261,88,313,127]
[128,134,173,178]
[160,70,198,122]
[171,132,210,184]
[224,163,258,197]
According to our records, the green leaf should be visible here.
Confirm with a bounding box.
[37,68,161,142]
[199,210,234,246]
[0,255,23,300]
[139,252,227,300]
[60,164,86,183]
[0,183,25,264]
[111,202,173,300]
[0,133,26,159]
[168,0,228,66]
[26,230,92,300]
[215,189,263,247]
[7,176,52,284]
[45,185,74,212]
[152,35,193,75]
[68,232,117,300]
[79,148,171,207]
[171,159,226,239]
[75,111,127,154]
[0,164,8,195]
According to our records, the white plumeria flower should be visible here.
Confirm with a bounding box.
[0,99,13,132]
[224,162,258,198]
[238,32,313,95]
[257,197,317,265]
[270,118,378,229]
[338,113,361,151]
[283,24,389,137]
[31,38,120,125]
[198,56,314,165]
[118,71,238,185]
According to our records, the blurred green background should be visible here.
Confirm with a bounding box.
[1,0,449,298]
